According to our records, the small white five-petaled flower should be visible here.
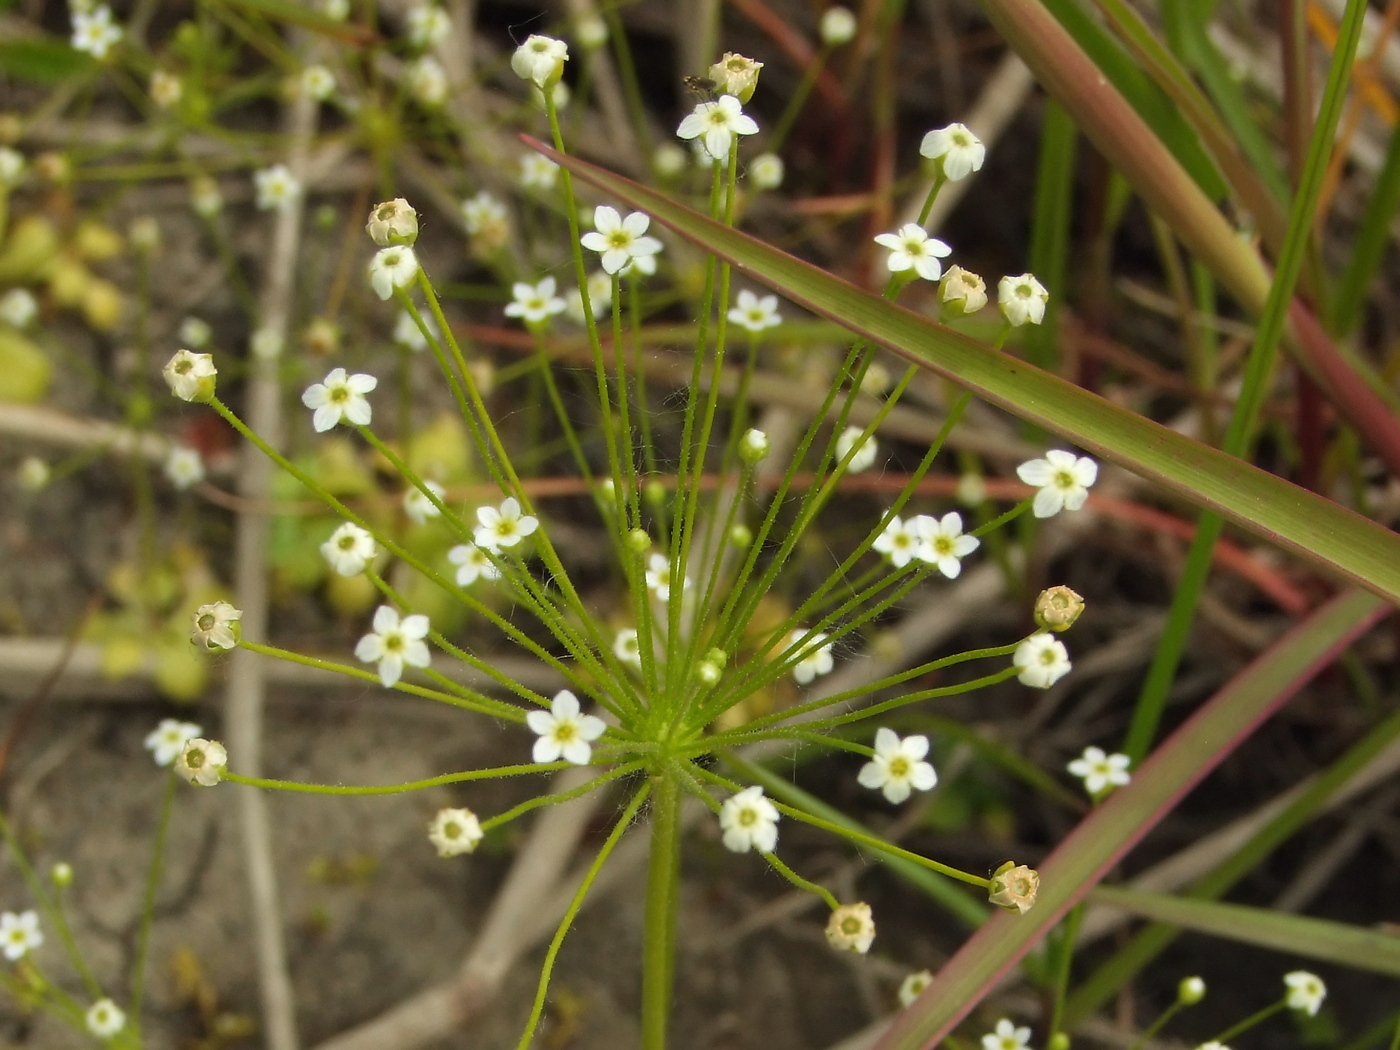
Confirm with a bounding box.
[982,1019,1032,1050]
[527,690,606,765]
[0,910,42,961]
[406,5,450,49]
[504,277,567,326]
[898,970,933,1007]
[427,807,483,857]
[473,496,538,552]
[322,522,376,575]
[858,728,937,803]
[1013,632,1071,689]
[175,738,227,786]
[86,998,126,1039]
[164,446,206,490]
[719,784,780,853]
[873,515,924,569]
[368,246,419,300]
[1016,450,1098,518]
[1283,971,1326,1016]
[302,368,377,432]
[728,289,782,333]
[254,164,301,212]
[614,627,642,668]
[919,511,979,578]
[825,902,876,954]
[163,349,217,402]
[920,123,986,181]
[191,601,241,651]
[580,206,664,276]
[789,629,834,685]
[71,6,122,58]
[510,34,568,88]
[519,153,559,190]
[404,480,445,525]
[145,719,203,767]
[1067,746,1131,796]
[998,273,1049,327]
[835,425,878,473]
[301,64,335,100]
[676,94,759,162]
[874,224,952,282]
[355,605,431,687]
[446,544,498,586]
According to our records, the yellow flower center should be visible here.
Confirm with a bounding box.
[888,756,910,778]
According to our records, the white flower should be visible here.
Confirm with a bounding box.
[144,719,203,767]
[461,191,508,235]
[614,627,641,668]
[427,807,482,856]
[874,224,952,282]
[149,69,182,109]
[321,0,349,20]
[825,902,875,953]
[179,315,211,348]
[914,511,979,578]
[820,5,857,45]
[708,52,763,102]
[565,271,613,325]
[719,784,779,853]
[1284,971,1326,1016]
[0,148,24,186]
[474,496,538,551]
[254,164,301,212]
[982,1019,1031,1050]
[580,206,664,275]
[175,738,226,785]
[728,289,781,332]
[519,153,559,190]
[1017,450,1097,518]
[404,480,445,525]
[164,446,205,490]
[162,349,216,402]
[574,13,607,48]
[190,176,223,217]
[653,143,688,178]
[322,522,376,575]
[858,728,936,803]
[920,123,986,181]
[676,94,759,162]
[302,367,376,431]
[898,970,933,1007]
[644,553,690,602]
[836,425,878,473]
[250,327,283,360]
[406,5,450,48]
[1013,632,1071,688]
[0,911,42,961]
[998,273,1049,326]
[504,276,567,326]
[448,544,499,586]
[789,629,833,684]
[527,690,606,764]
[355,605,431,687]
[748,152,784,190]
[0,288,38,329]
[407,56,447,106]
[191,601,241,651]
[71,5,122,57]
[1067,746,1131,795]
[940,265,988,316]
[86,999,125,1039]
[393,309,438,351]
[368,246,419,300]
[511,34,568,87]
[301,64,335,100]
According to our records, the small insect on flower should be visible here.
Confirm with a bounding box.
[191,601,241,651]
[254,163,301,212]
[1013,632,1071,689]
[405,480,446,525]
[915,512,979,578]
[873,515,924,569]
[504,277,567,327]
[366,198,419,248]
[858,728,937,803]
[164,446,206,491]
[302,368,377,432]
[528,691,607,765]
[368,246,419,300]
[163,349,217,403]
[825,902,876,954]
[728,289,782,333]
[920,123,986,182]
[874,224,952,282]
[1067,746,1131,796]
[301,64,336,101]
[427,807,483,857]
[0,910,42,961]
[355,605,432,687]
[789,629,834,685]
[898,969,933,1007]
[511,34,568,88]
[0,288,37,329]
[71,5,122,58]
[145,719,203,767]
[519,153,560,190]
[1283,971,1326,1016]
[175,738,228,786]
[676,94,760,162]
[406,5,450,49]
[473,496,539,552]
[982,1019,1032,1050]
[580,206,664,276]
[613,627,642,668]
[998,273,1049,327]
[835,425,878,474]
[1017,449,1098,518]
[821,5,857,45]
[719,785,780,853]
[322,522,376,576]
[748,152,784,190]
[708,52,763,103]
[85,998,126,1039]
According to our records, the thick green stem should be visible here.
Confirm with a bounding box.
[641,768,683,1050]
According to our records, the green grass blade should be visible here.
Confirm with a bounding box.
[1026,100,1077,372]
[1088,886,1400,977]
[532,140,1400,605]
[1334,119,1400,336]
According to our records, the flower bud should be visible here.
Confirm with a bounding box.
[708,52,762,103]
[1048,1035,1070,1050]
[653,143,687,179]
[939,265,987,317]
[739,428,770,463]
[162,349,217,403]
[645,479,667,507]
[303,316,340,357]
[17,457,49,492]
[729,523,752,548]
[128,216,160,254]
[820,5,856,46]
[626,528,652,554]
[696,659,722,685]
[897,969,932,1008]
[956,472,986,507]
[49,862,73,888]
[824,902,875,953]
[705,647,728,670]
[1034,585,1084,632]
[987,860,1039,914]
[1178,976,1206,1004]
[366,198,419,247]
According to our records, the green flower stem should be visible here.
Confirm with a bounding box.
[128,770,177,1034]
[1389,1010,1400,1050]
[760,849,841,911]
[609,274,643,528]
[1210,1000,1287,1045]
[530,334,599,491]
[237,639,528,723]
[223,761,576,796]
[1124,999,1184,1050]
[970,498,1033,538]
[1045,902,1082,1045]
[598,1,654,159]
[515,782,652,1050]
[787,732,875,758]
[766,43,834,155]
[917,172,948,226]
[479,762,646,833]
[353,426,473,539]
[795,668,1021,735]
[641,768,683,1050]
[629,280,660,482]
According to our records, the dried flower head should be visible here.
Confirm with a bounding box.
[825,902,875,953]
[987,861,1039,914]
[366,198,419,247]
[1035,585,1085,631]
